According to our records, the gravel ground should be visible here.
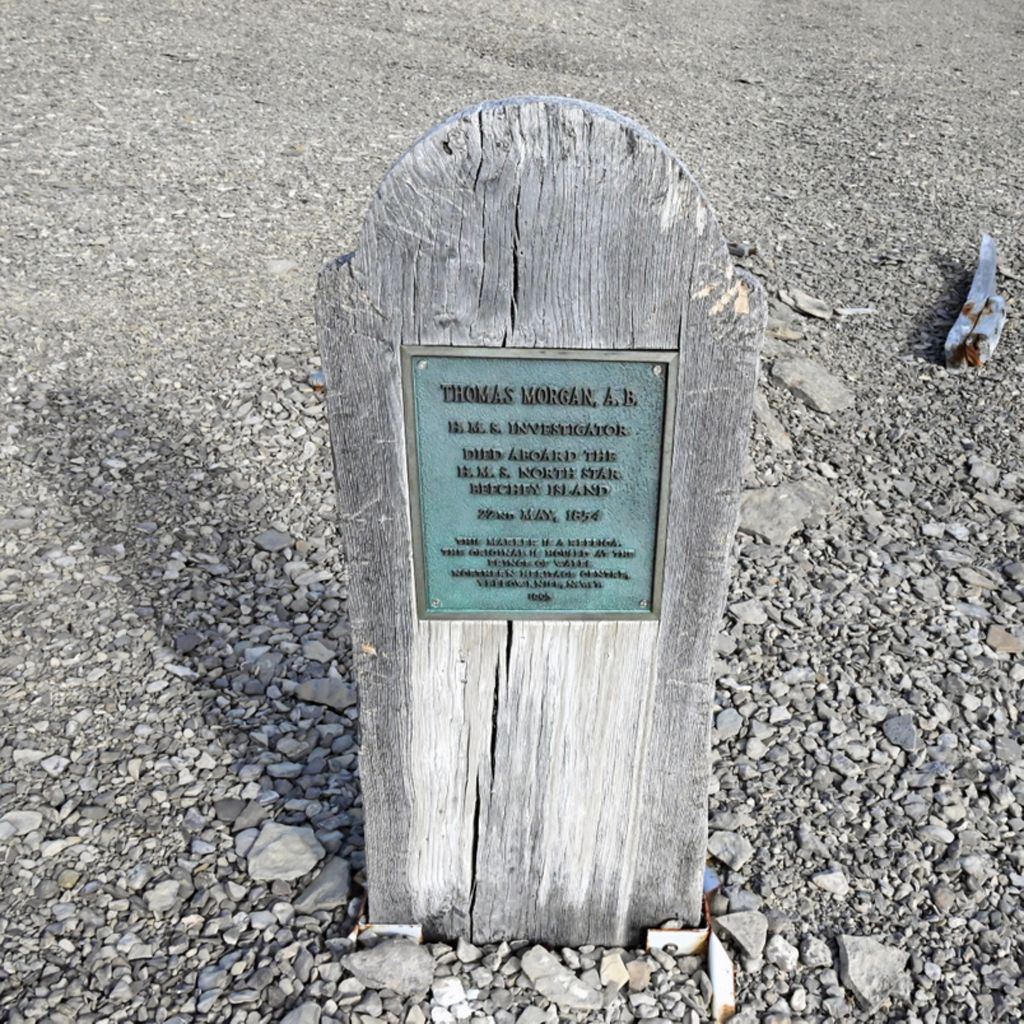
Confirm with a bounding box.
[2,1,1023,1022]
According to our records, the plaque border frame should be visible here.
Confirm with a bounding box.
[400,345,679,621]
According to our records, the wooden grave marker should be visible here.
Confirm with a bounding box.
[316,97,764,946]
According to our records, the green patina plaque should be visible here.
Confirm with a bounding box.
[402,347,677,619]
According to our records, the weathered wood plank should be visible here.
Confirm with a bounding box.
[317,97,764,945]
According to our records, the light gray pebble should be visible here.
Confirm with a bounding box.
[708,830,754,870]
[255,529,294,552]
[881,714,917,751]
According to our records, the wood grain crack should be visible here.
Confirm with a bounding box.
[510,184,522,337]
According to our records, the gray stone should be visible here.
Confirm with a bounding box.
[294,856,350,913]
[931,884,956,913]
[232,799,269,832]
[0,810,43,836]
[431,976,466,1007]
[12,748,46,767]
[715,708,743,739]
[515,1009,548,1024]
[730,599,768,626]
[987,624,1023,654]
[268,258,299,276]
[520,945,602,1010]
[812,867,850,897]
[295,676,357,711]
[715,911,768,959]
[968,457,1000,488]
[738,478,834,546]
[764,935,799,972]
[126,863,154,891]
[837,935,911,1011]
[302,640,336,663]
[255,529,293,552]
[144,879,181,913]
[708,830,754,870]
[339,977,366,1003]
[751,391,792,450]
[456,937,483,963]
[626,958,651,992]
[281,1003,322,1024]
[725,887,762,912]
[341,940,434,997]
[770,357,854,414]
[355,991,384,1016]
[786,287,833,320]
[174,629,204,653]
[766,319,803,342]
[247,822,325,881]
[40,755,70,777]
[599,952,629,990]
[881,714,917,751]
[213,797,246,823]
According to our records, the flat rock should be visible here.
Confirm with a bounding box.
[800,936,833,968]
[730,599,767,626]
[232,799,269,833]
[837,935,911,1011]
[341,940,434,997]
[247,822,325,881]
[767,318,803,342]
[715,911,768,958]
[302,640,336,663]
[213,797,246,823]
[786,287,833,320]
[751,390,792,450]
[739,478,835,546]
[456,937,483,963]
[254,528,293,552]
[715,708,743,739]
[295,676,357,711]
[599,952,629,990]
[432,976,466,1007]
[294,856,350,913]
[145,879,181,913]
[708,830,754,870]
[515,1009,548,1024]
[281,1003,322,1024]
[764,934,799,971]
[268,258,299,276]
[0,810,43,837]
[626,958,651,992]
[40,755,70,777]
[987,624,1023,654]
[12,749,46,766]
[771,357,854,414]
[881,714,917,751]
[968,457,1000,488]
[174,629,205,654]
[520,945,602,1010]
[812,866,850,897]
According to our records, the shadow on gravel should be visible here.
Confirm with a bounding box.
[28,380,363,898]
[906,255,972,363]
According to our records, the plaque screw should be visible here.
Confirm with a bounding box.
[639,599,649,608]
[430,598,440,608]
[417,360,428,369]
[652,365,663,376]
